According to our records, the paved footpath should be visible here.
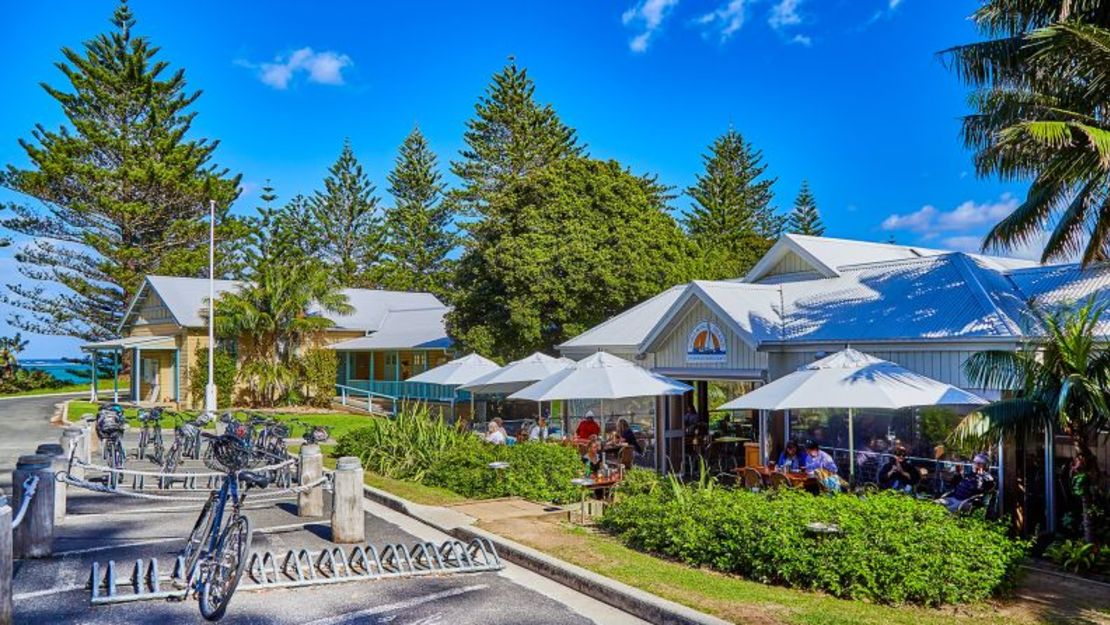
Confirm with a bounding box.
[3,399,647,625]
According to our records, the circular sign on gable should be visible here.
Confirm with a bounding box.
[686,321,727,363]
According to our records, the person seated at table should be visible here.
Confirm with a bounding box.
[529,416,549,441]
[576,412,601,439]
[616,418,642,454]
[776,440,805,472]
[485,421,507,445]
[582,439,602,475]
[803,440,838,474]
[937,453,994,512]
[878,445,920,492]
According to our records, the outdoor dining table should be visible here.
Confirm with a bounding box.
[570,473,623,523]
[736,465,813,488]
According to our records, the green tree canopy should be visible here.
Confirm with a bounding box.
[942,2,1110,264]
[684,128,781,279]
[449,157,696,360]
[311,140,383,287]
[451,59,583,216]
[379,127,457,296]
[786,180,825,236]
[0,1,241,340]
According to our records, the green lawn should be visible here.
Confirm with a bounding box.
[0,379,125,399]
[65,400,377,439]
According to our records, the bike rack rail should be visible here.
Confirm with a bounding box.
[87,537,503,605]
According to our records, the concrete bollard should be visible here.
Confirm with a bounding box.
[330,456,364,544]
[297,445,324,518]
[0,503,11,625]
[35,444,67,525]
[12,455,55,559]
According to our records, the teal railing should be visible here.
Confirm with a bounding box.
[336,384,397,415]
[341,380,468,404]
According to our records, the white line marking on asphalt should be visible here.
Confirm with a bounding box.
[13,585,86,601]
[52,520,325,557]
[299,585,488,625]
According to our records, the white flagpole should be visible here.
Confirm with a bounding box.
[204,199,218,416]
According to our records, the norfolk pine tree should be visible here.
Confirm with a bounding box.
[786,180,825,236]
[450,58,583,216]
[380,127,456,296]
[684,128,781,279]
[310,140,384,287]
[0,2,240,341]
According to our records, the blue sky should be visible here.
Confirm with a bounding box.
[1,0,1026,357]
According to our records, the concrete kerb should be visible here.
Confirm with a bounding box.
[360,485,731,625]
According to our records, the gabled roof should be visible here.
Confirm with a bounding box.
[120,275,243,332]
[558,285,687,351]
[327,307,453,350]
[638,281,782,352]
[324,289,445,332]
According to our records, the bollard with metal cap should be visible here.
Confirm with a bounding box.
[330,456,364,543]
[297,444,324,518]
[12,455,55,558]
[35,444,67,526]
[0,503,10,625]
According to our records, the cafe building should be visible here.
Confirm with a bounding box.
[560,234,1110,532]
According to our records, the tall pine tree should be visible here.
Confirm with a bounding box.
[379,127,456,296]
[684,128,781,279]
[785,180,825,236]
[451,58,583,217]
[310,140,383,287]
[0,1,240,340]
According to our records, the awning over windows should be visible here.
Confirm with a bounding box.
[81,335,177,351]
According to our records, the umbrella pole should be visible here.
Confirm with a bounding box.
[848,407,855,486]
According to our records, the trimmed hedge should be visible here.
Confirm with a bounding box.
[600,483,1027,606]
[335,407,583,503]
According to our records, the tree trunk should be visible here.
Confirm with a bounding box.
[1073,437,1100,544]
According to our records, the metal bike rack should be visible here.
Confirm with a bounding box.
[87,538,503,605]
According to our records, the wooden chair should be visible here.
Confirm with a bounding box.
[741,467,766,492]
[618,446,634,469]
[768,472,793,490]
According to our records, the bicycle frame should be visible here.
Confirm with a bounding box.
[196,473,241,584]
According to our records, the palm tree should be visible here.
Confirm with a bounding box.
[216,251,352,406]
[0,333,29,379]
[961,299,1109,543]
[943,2,1110,264]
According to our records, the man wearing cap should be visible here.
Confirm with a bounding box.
[576,411,601,439]
[937,453,995,513]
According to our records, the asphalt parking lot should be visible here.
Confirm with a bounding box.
[3,396,645,624]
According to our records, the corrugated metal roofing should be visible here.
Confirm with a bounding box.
[558,285,687,350]
[327,306,452,350]
[144,275,243,328]
[323,289,444,332]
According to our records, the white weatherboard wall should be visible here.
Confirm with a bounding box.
[652,298,768,373]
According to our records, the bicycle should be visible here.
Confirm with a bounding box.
[177,431,268,621]
[136,407,166,464]
[161,411,211,488]
[95,404,126,488]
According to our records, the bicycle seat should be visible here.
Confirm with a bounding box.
[238,470,271,489]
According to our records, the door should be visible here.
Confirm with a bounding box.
[142,357,160,402]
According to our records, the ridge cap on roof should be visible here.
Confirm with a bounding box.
[692,279,781,291]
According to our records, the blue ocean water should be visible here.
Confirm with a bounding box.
[20,359,92,384]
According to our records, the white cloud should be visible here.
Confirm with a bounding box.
[790,33,812,46]
[889,0,904,9]
[768,0,802,30]
[881,193,1019,233]
[242,47,353,90]
[697,0,748,42]
[622,0,680,52]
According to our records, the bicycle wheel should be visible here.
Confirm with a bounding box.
[199,515,252,621]
[106,440,121,488]
[137,427,148,461]
[151,427,165,465]
[175,491,217,589]
[161,443,181,489]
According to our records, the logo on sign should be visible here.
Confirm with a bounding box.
[686,321,726,363]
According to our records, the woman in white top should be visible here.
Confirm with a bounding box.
[529,417,548,441]
[485,421,507,445]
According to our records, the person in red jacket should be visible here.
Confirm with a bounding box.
[576,412,601,439]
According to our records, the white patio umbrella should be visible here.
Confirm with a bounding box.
[717,348,987,482]
[406,353,500,386]
[461,352,574,395]
[406,353,500,419]
[509,351,692,435]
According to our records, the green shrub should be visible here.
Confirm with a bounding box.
[1044,539,1108,575]
[613,467,662,501]
[0,368,67,394]
[300,349,338,408]
[334,405,585,503]
[191,347,237,408]
[600,485,1027,606]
